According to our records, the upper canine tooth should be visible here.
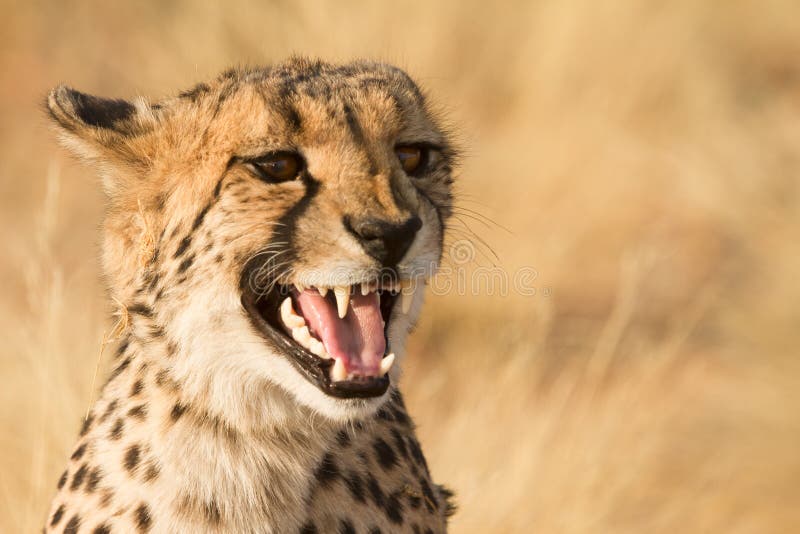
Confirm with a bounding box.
[281,297,306,329]
[334,286,350,319]
[318,287,329,297]
[331,359,347,382]
[380,353,395,376]
[292,326,312,347]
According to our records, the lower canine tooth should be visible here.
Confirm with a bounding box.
[292,326,312,347]
[332,359,347,381]
[380,353,395,376]
[309,338,329,358]
[281,297,306,329]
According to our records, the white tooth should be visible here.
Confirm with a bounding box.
[318,287,329,297]
[380,353,395,376]
[292,326,312,347]
[295,282,305,293]
[361,281,371,296]
[334,286,350,319]
[331,359,347,381]
[281,297,306,328]
[400,281,414,314]
[309,338,329,358]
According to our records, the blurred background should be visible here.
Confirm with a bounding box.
[2,1,799,532]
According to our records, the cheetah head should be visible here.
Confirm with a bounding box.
[46,58,456,422]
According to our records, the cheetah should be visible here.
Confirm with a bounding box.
[43,57,457,533]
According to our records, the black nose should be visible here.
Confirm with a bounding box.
[344,215,422,267]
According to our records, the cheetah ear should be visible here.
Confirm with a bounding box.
[46,85,159,193]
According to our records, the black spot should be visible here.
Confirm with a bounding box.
[389,404,410,427]
[299,522,318,534]
[336,429,351,447]
[86,467,102,493]
[146,271,161,293]
[408,438,428,473]
[177,255,194,274]
[100,489,114,507]
[367,474,385,508]
[343,104,365,145]
[155,369,170,387]
[424,529,434,534]
[283,103,302,132]
[373,438,397,469]
[71,443,87,461]
[376,408,394,422]
[204,500,221,524]
[110,418,124,440]
[438,484,457,517]
[174,236,191,258]
[80,413,94,437]
[420,478,439,513]
[369,528,382,534]
[135,503,152,532]
[124,444,141,472]
[391,429,409,460]
[192,203,212,231]
[179,82,211,102]
[131,380,144,396]
[127,404,148,420]
[93,524,111,534]
[50,504,65,526]
[68,90,136,129]
[144,463,160,482]
[170,403,187,422]
[115,339,130,358]
[100,399,119,422]
[338,519,356,534]
[57,470,68,489]
[314,453,339,487]
[384,491,405,524]
[70,463,88,490]
[108,356,132,383]
[127,302,153,318]
[63,514,81,534]
[407,491,422,509]
[344,472,365,503]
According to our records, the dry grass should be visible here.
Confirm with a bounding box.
[2,1,799,532]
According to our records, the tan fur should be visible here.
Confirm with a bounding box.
[44,58,456,533]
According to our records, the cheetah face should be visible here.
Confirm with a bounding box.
[46,58,456,419]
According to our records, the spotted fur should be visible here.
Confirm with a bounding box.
[44,57,456,533]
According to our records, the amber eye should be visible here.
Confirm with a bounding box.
[249,152,302,183]
[395,145,425,175]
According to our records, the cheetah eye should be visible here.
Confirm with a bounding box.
[395,145,428,175]
[247,152,303,183]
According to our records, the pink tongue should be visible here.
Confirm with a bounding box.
[293,289,385,376]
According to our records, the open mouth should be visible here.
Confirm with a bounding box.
[241,266,411,399]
